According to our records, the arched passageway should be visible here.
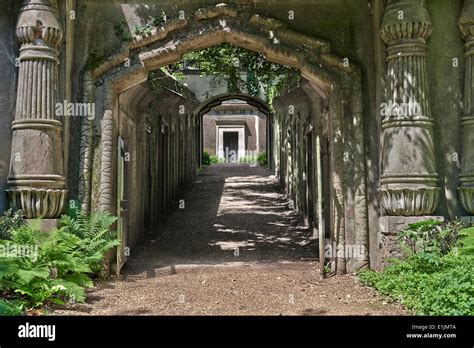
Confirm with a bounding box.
[74,3,368,274]
[195,93,272,167]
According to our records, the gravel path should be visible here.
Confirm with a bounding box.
[54,164,405,316]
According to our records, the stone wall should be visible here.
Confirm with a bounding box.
[202,108,267,157]
[273,85,319,225]
[0,0,19,214]
[426,0,465,218]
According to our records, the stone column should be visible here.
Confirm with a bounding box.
[379,0,440,216]
[458,0,474,215]
[7,0,66,218]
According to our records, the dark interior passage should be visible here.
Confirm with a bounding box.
[223,132,239,163]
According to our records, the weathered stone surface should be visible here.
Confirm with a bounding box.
[379,215,445,235]
[6,0,66,218]
[8,188,66,219]
[0,1,17,214]
[458,0,474,215]
[460,216,474,225]
[379,0,440,216]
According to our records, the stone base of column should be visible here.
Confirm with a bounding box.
[25,219,60,232]
[7,188,67,219]
[458,187,474,215]
[459,216,474,226]
[379,216,445,266]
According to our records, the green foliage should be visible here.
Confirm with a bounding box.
[181,43,300,104]
[134,13,167,36]
[0,299,24,315]
[60,208,119,276]
[458,226,474,257]
[246,68,259,96]
[257,152,268,166]
[202,152,211,166]
[398,219,463,256]
[239,155,257,164]
[0,210,119,315]
[359,221,474,315]
[84,51,106,72]
[114,21,133,42]
[210,156,219,164]
[65,200,81,220]
[0,209,24,240]
[0,223,92,312]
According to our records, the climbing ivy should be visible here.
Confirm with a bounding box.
[131,11,299,106]
[246,68,259,96]
[84,51,106,71]
[114,21,133,43]
[134,13,167,36]
[173,43,301,106]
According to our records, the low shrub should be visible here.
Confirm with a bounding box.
[398,219,464,256]
[257,152,268,166]
[202,152,210,165]
[359,220,474,315]
[239,155,257,164]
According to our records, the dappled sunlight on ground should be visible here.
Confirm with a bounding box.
[52,164,406,316]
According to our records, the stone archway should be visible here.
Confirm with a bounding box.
[193,93,272,167]
[93,3,369,274]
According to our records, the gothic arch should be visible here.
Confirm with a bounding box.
[194,93,271,116]
[194,93,272,166]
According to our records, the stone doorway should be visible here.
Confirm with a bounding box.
[223,131,239,163]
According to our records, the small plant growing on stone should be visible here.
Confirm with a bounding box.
[398,219,464,256]
[257,152,268,166]
[202,152,211,165]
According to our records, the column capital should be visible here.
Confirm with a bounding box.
[459,0,474,41]
[381,0,432,45]
[16,0,62,47]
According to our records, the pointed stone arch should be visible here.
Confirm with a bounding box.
[194,92,272,166]
[194,93,271,116]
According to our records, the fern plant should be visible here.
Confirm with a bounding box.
[60,208,119,276]
[1,221,96,309]
[0,210,119,315]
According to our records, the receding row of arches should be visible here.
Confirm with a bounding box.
[76,4,369,274]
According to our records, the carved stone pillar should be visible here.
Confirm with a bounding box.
[458,0,474,215]
[7,0,66,218]
[379,0,440,216]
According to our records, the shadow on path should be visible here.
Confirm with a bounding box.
[123,164,317,276]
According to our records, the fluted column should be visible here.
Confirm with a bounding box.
[7,0,66,218]
[379,0,440,216]
[458,0,474,215]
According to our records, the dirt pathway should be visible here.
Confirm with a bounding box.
[54,164,405,315]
